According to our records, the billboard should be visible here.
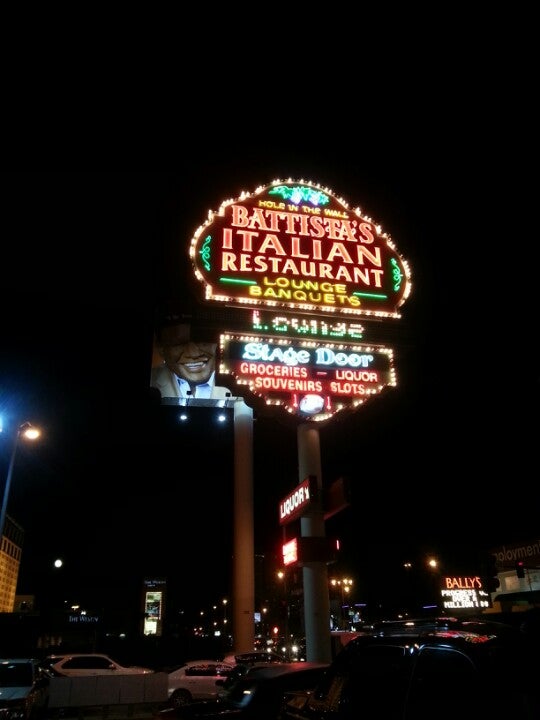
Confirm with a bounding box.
[150,318,232,406]
[440,576,491,611]
[220,332,395,421]
[190,180,411,320]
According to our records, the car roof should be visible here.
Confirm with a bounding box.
[182,659,234,666]
[367,616,527,636]
[45,653,110,658]
[223,654,285,667]
[169,659,234,672]
[224,663,330,699]
[243,662,328,678]
[343,616,532,655]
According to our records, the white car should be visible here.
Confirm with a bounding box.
[42,653,153,677]
[167,659,235,707]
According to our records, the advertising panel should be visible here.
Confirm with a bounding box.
[440,576,491,611]
[220,332,395,421]
[143,590,163,636]
[279,476,316,525]
[150,319,232,406]
[190,179,411,320]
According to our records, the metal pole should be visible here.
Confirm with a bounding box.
[232,399,255,653]
[0,423,39,546]
[0,428,21,544]
[298,423,332,663]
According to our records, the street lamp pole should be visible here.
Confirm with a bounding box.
[223,598,228,626]
[277,570,290,645]
[0,422,40,543]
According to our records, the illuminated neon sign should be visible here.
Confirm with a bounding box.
[279,476,316,525]
[282,538,298,566]
[220,333,395,421]
[439,576,491,611]
[190,180,412,319]
[251,310,365,340]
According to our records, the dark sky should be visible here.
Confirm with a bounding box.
[0,149,536,619]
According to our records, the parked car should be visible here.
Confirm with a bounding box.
[215,660,308,698]
[0,657,50,720]
[222,651,288,666]
[281,616,540,719]
[155,662,329,719]
[167,660,236,708]
[42,653,154,677]
[216,661,296,698]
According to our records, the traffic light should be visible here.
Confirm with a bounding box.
[516,561,526,579]
[481,553,500,593]
[485,576,500,593]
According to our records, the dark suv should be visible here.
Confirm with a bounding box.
[282,617,540,719]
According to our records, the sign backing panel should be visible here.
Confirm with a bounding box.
[190,179,411,320]
[220,332,396,421]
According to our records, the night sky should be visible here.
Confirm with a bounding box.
[0,146,536,621]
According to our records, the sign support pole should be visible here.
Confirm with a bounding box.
[232,399,255,652]
[298,423,332,663]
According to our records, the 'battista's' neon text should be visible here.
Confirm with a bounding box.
[220,205,383,287]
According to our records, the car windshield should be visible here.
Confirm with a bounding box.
[0,663,33,687]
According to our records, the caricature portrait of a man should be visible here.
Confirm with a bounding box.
[150,320,231,404]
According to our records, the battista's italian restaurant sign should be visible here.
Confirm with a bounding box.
[190,179,412,420]
[190,180,412,319]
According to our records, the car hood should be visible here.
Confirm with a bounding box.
[0,686,33,701]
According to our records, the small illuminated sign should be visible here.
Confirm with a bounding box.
[251,310,365,341]
[143,590,163,636]
[279,476,315,525]
[282,537,339,566]
[220,333,396,421]
[282,538,298,566]
[190,180,411,320]
[440,576,491,611]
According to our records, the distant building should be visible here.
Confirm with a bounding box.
[489,540,540,613]
[0,514,24,612]
[14,594,35,612]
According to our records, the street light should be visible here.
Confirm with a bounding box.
[0,422,41,544]
[276,570,290,644]
[222,598,228,625]
[329,577,353,629]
